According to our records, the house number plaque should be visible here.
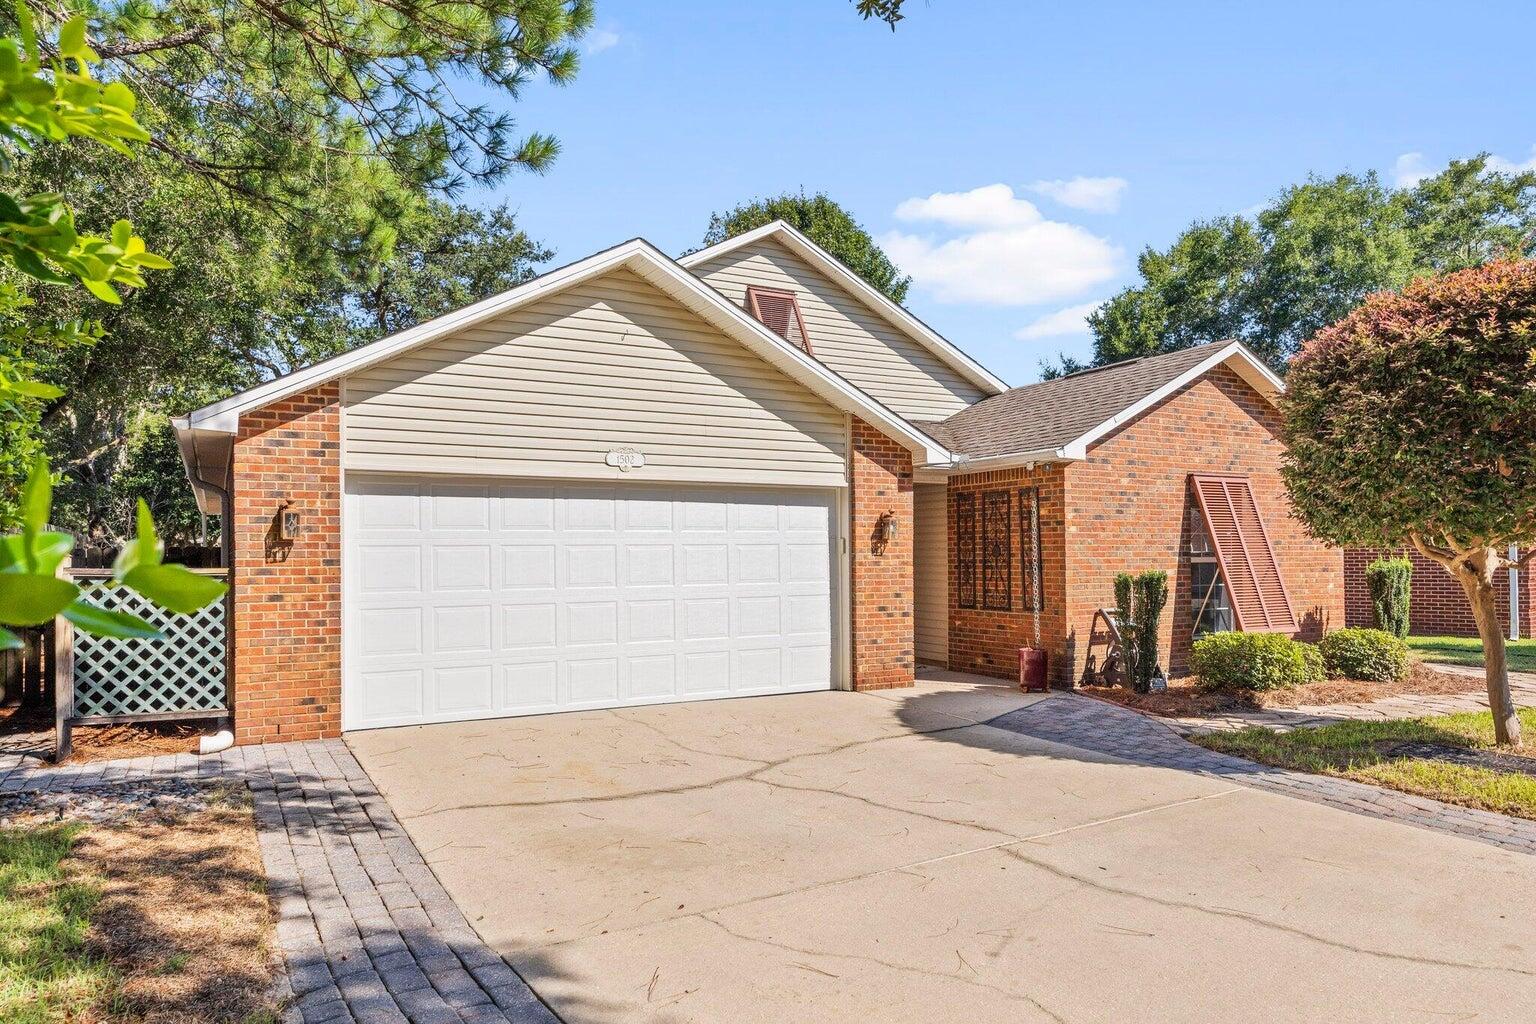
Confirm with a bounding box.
[605,448,646,471]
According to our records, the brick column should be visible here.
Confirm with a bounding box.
[849,418,914,690]
[230,384,342,744]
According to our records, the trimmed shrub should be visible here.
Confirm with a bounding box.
[1365,557,1412,638]
[1319,627,1409,683]
[1131,569,1169,693]
[1299,641,1326,683]
[1190,632,1315,691]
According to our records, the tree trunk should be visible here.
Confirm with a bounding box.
[1454,548,1523,748]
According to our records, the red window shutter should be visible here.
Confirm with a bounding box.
[1189,475,1298,633]
[745,286,812,353]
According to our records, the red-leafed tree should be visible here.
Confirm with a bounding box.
[1281,259,1536,746]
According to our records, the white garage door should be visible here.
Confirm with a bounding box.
[344,476,837,730]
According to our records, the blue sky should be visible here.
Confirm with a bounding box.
[472,0,1535,387]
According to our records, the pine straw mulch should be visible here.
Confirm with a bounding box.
[66,784,280,1024]
[1082,662,1485,719]
[0,705,218,764]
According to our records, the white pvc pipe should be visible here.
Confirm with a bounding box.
[199,729,235,755]
[1511,544,1521,643]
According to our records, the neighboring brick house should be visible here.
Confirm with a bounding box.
[1344,548,1533,639]
[173,221,1340,743]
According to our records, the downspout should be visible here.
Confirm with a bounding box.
[1510,544,1520,643]
[185,431,236,743]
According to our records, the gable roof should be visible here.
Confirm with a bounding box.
[174,237,962,512]
[921,341,1284,469]
[678,220,1008,397]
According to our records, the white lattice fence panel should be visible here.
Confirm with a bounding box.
[72,580,227,718]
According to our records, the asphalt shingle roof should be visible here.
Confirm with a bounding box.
[921,343,1231,460]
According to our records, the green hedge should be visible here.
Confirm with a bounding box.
[1190,632,1320,691]
[1319,627,1409,682]
[1365,557,1412,638]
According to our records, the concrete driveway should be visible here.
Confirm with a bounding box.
[350,674,1536,1024]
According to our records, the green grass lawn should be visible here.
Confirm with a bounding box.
[1195,708,1536,819]
[0,824,115,1024]
[1407,635,1536,673]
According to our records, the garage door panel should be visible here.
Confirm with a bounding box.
[345,477,837,729]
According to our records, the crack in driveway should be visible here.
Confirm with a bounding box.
[999,845,1536,979]
[694,915,1072,1024]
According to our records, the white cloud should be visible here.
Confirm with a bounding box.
[893,183,1043,228]
[1486,145,1536,175]
[583,28,621,55]
[1013,300,1106,341]
[1027,176,1128,214]
[883,184,1122,306]
[1394,146,1536,188]
[1391,152,1432,188]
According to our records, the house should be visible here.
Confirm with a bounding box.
[173,221,1343,743]
[1344,549,1531,640]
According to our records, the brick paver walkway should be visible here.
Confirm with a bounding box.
[987,692,1536,856]
[0,741,557,1024]
[1160,665,1536,735]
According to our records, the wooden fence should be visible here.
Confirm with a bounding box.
[0,625,55,709]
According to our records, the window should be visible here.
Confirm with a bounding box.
[980,490,1012,611]
[745,286,811,353]
[955,492,977,609]
[1186,506,1233,635]
[1188,475,1297,633]
[1017,486,1045,612]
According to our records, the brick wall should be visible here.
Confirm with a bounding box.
[1344,547,1534,638]
[1062,365,1343,681]
[849,418,915,690]
[230,384,342,744]
[946,465,1070,685]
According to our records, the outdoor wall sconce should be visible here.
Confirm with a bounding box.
[874,510,899,554]
[279,503,302,541]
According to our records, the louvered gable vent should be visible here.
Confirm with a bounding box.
[1189,475,1298,633]
[745,286,812,353]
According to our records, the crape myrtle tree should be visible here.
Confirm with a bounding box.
[1281,259,1536,746]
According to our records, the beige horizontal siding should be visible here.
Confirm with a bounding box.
[343,268,848,487]
[914,483,949,664]
[691,238,987,420]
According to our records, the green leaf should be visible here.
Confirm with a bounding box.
[20,457,50,535]
[81,276,121,303]
[58,16,86,58]
[7,378,62,399]
[0,573,78,626]
[0,531,73,574]
[16,0,37,62]
[63,600,162,640]
[0,626,20,651]
[122,563,226,615]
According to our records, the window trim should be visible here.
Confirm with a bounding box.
[744,286,813,354]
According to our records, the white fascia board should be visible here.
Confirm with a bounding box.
[679,220,1010,396]
[177,238,651,434]
[919,448,1077,475]
[1058,341,1284,459]
[173,236,957,467]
